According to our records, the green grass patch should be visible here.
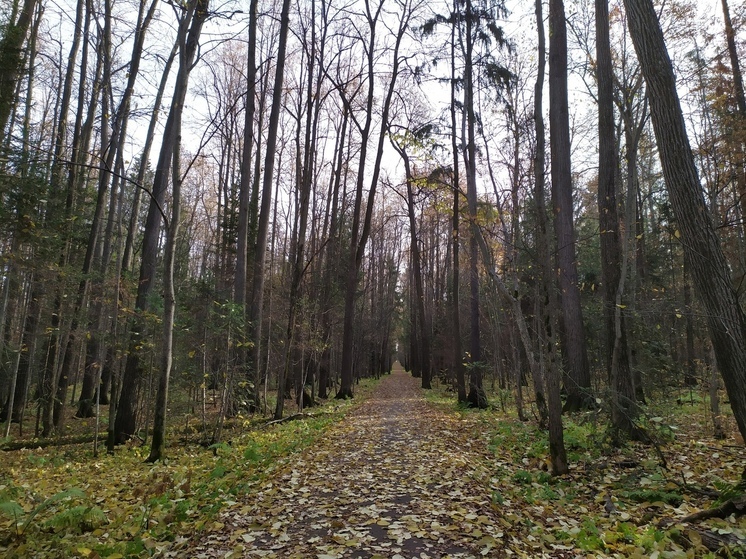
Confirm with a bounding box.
[0,388,370,559]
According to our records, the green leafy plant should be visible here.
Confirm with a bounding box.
[0,487,86,537]
[713,476,746,505]
[626,489,683,507]
[512,470,532,484]
[44,504,108,533]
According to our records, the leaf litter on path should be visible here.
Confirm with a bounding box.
[187,368,508,558]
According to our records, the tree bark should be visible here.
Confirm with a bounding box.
[234,0,258,409]
[623,0,746,444]
[463,0,488,409]
[337,0,411,399]
[532,0,550,428]
[0,0,37,134]
[450,4,466,404]
[248,0,292,411]
[549,0,592,412]
[534,0,566,474]
[113,0,208,446]
[596,0,638,438]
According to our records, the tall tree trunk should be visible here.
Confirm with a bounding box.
[450,3,466,404]
[78,0,160,418]
[623,0,746,450]
[41,0,94,436]
[463,0,488,409]
[532,0,551,427]
[276,0,320,418]
[548,0,592,412]
[234,0,258,409]
[337,0,410,399]
[391,141,431,389]
[112,0,208,446]
[248,0,292,407]
[318,103,347,400]
[535,0,566,474]
[596,0,638,439]
[147,27,194,458]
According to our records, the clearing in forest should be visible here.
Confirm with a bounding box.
[189,365,507,558]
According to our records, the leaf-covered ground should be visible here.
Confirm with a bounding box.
[188,367,506,558]
[0,392,363,558]
[2,367,745,558]
[186,367,746,558]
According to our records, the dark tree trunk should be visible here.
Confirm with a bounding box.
[234,0,258,410]
[113,0,207,446]
[392,142,431,389]
[147,0,208,462]
[463,0,487,409]
[548,0,592,412]
[596,0,638,439]
[623,0,746,444]
[532,0,566,474]
[337,1,409,399]
[532,0,551,428]
[0,0,37,134]
[450,4,466,404]
[249,0,292,410]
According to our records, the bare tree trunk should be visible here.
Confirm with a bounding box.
[624,0,746,449]
[539,0,568,475]
[390,140,431,389]
[147,0,209,461]
[248,0,292,413]
[462,0,487,409]
[42,0,95,436]
[531,0,551,428]
[317,103,347,400]
[549,0,592,412]
[450,4,465,403]
[596,0,638,440]
[337,0,411,399]
[276,0,322,418]
[113,0,208,446]
[234,0,258,409]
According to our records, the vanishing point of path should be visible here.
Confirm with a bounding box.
[190,366,508,558]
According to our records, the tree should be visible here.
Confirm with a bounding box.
[335,0,414,399]
[77,0,160,419]
[536,0,568,476]
[389,119,433,390]
[247,0,292,413]
[462,0,488,409]
[113,0,209,447]
[623,0,746,451]
[234,0,258,411]
[0,0,37,135]
[596,0,639,439]
[548,0,592,412]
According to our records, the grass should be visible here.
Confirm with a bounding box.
[0,377,380,558]
[421,376,746,557]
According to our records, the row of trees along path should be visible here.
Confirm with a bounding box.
[189,364,508,558]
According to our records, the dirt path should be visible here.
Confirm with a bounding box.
[189,366,506,558]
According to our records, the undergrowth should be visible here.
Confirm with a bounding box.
[425,378,746,557]
[0,378,378,558]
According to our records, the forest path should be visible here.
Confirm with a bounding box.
[189,364,507,558]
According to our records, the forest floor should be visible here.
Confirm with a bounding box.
[184,365,746,559]
[187,365,506,559]
[1,366,746,558]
